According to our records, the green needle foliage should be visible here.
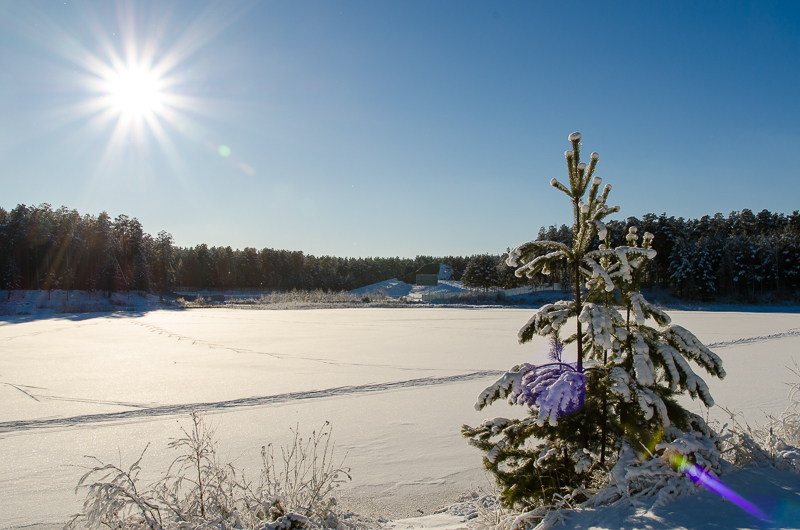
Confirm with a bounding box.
[463,132,726,511]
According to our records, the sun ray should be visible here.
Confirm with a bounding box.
[10,1,259,185]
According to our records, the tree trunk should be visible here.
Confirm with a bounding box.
[575,260,583,369]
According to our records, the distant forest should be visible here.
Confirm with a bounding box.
[1,204,799,301]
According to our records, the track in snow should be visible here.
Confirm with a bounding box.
[707,328,800,349]
[0,370,504,434]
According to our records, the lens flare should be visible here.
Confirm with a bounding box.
[669,453,770,522]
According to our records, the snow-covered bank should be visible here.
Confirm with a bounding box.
[0,289,170,316]
[4,286,799,316]
[348,279,475,302]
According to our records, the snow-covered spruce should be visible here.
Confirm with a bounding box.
[463,132,726,515]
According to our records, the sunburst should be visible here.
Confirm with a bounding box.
[32,2,254,177]
[105,64,164,117]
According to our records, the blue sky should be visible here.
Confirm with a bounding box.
[1,1,799,257]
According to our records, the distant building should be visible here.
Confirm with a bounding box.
[400,263,454,285]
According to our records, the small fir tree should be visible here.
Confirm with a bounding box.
[463,132,726,510]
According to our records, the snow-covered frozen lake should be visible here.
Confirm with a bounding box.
[1,307,800,529]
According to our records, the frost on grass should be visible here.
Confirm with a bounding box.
[223,288,396,310]
[66,412,360,530]
[717,360,800,474]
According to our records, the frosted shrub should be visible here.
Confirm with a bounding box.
[717,362,800,473]
[260,290,360,305]
[67,445,163,530]
[185,295,211,308]
[255,422,352,527]
[227,289,398,309]
[67,412,353,530]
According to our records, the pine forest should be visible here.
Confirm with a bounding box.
[1,203,799,301]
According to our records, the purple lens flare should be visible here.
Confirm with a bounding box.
[670,454,770,522]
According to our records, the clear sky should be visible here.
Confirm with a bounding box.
[1,1,799,258]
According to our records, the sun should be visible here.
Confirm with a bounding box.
[45,2,256,176]
[105,65,164,117]
[87,56,174,158]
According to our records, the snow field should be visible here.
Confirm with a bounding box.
[0,289,165,317]
[1,308,800,529]
[666,311,800,427]
[1,308,533,528]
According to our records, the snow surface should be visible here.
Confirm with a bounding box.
[0,289,167,316]
[1,308,800,529]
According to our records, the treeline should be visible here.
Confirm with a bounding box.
[2,204,799,301]
[0,204,469,294]
[460,209,800,301]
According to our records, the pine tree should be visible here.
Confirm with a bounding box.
[462,132,726,510]
[694,236,722,301]
[668,238,696,298]
[780,232,800,291]
[461,255,500,291]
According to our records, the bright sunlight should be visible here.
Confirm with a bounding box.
[105,65,163,117]
[24,2,258,177]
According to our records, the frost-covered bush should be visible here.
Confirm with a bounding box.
[185,295,212,308]
[228,289,393,308]
[67,412,354,530]
[716,362,800,473]
[463,132,726,513]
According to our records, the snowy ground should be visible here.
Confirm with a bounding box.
[0,289,169,316]
[1,307,800,529]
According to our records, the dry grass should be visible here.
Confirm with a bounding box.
[67,412,361,530]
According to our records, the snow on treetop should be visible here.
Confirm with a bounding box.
[569,132,582,141]
[593,176,602,185]
[578,163,587,170]
[591,152,599,160]
[565,150,573,158]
